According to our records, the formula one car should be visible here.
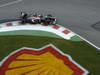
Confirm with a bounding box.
[43,14,57,25]
[20,12,57,25]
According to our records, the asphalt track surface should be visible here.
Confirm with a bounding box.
[0,0,100,48]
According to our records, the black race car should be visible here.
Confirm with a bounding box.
[20,12,57,25]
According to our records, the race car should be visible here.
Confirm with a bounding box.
[20,12,57,25]
[20,12,40,24]
[42,14,57,25]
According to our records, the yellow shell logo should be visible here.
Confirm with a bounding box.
[0,45,88,75]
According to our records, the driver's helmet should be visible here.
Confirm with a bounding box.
[38,14,43,18]
[47,14,52,18]
[21,12,26,16]
[33,13,38,17]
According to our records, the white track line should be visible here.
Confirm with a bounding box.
[58,25,100,51]
[72,32,100,51]
[0,0,23,8]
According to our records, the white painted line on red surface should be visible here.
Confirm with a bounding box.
[0,25,75,40]
[0,0,23,8]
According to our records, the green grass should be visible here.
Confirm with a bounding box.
[71,35,82,41]
[0,30,62,39]
[0,35,100,75]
